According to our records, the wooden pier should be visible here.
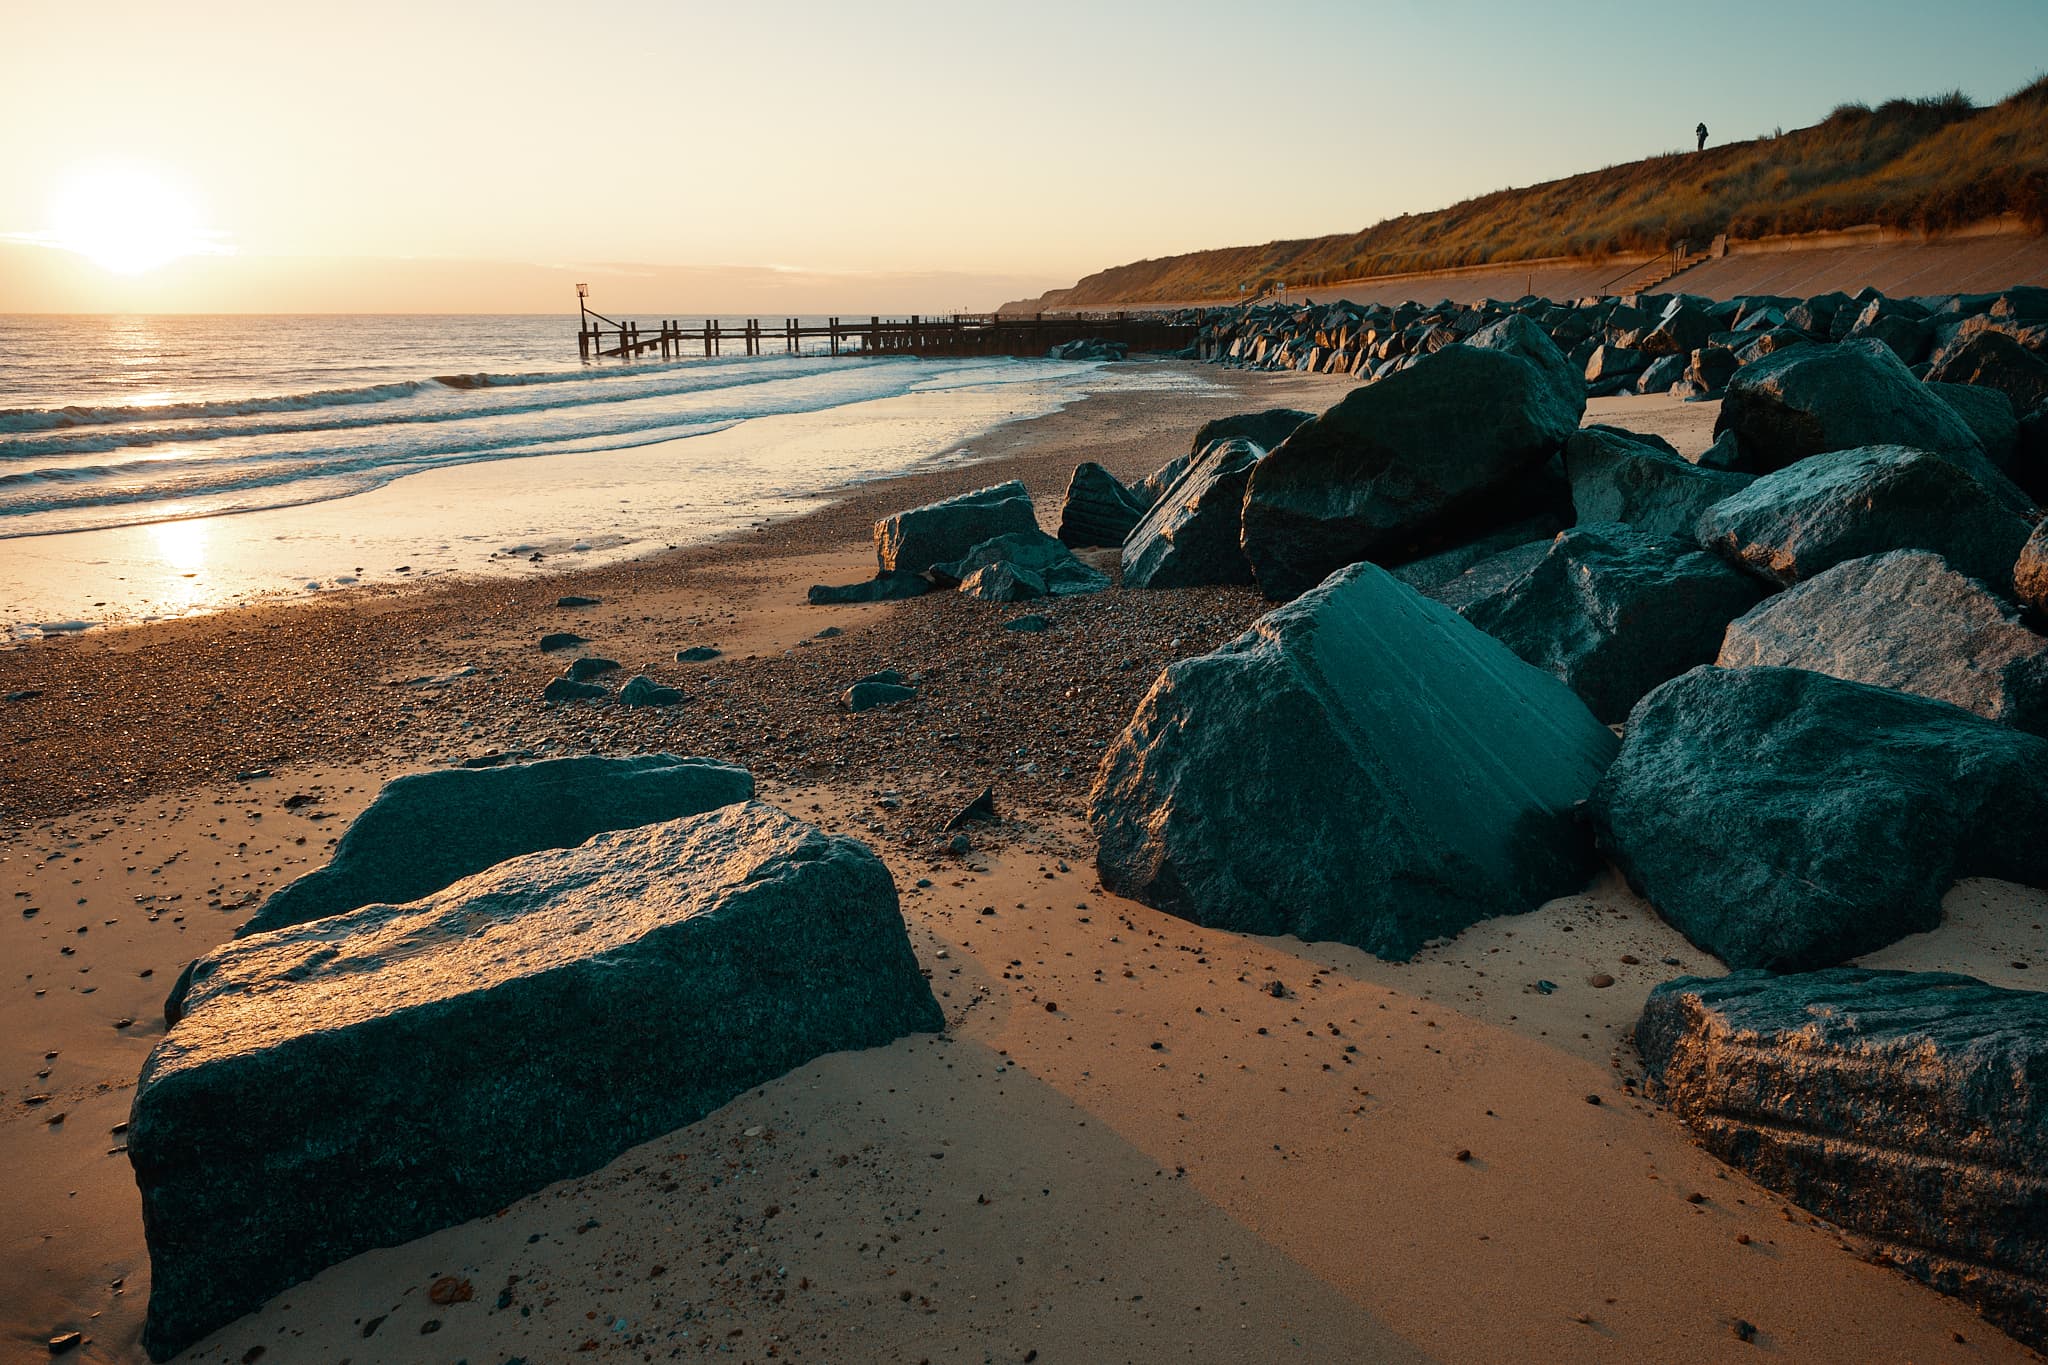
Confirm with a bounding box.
[572,311,1199,362]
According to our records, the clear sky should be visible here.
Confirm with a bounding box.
[2,0,2044,313]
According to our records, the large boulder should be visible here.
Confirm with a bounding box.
[933,528,1108,596]
[1718,550,2048,733]
[1055,462,1147,547]
[131,802,942,1361]
[1713,341,1992,475]
[1926,326,2048,414]
[1564,426,1753,540]
[1455,523,1766,724]
[235,755,753,940]
[1121,437,1263,589]
[1240,314,1585,599]
[1694,444,2034,592]
[1638,968,2048,1353]
[1091,562,1618,960]
[874,481,1037,575]
[1590,666,2048,971]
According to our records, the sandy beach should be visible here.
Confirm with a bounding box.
[5,365,2042,1364]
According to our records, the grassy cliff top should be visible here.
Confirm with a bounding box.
[1016,79,2048,310]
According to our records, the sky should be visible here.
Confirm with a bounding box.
[2,0,2045,314]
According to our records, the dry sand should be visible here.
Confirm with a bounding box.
[3,371,2041,1363]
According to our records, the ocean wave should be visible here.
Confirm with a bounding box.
[0,352,785,436]
[0,379,432,434]
[0,359,859,461]
[0,416,751,530]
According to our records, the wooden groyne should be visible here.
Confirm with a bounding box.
[572,312,1200,361]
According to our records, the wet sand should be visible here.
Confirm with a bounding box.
[4,370,2040,1363]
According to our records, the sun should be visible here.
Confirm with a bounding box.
[45,165,232,275]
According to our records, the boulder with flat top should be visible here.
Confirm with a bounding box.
[1092,561,1618,960]
[1638,968,2048,1352]
[874,481,1037,575]
[132,801,942,1361]
[232,754,752,941]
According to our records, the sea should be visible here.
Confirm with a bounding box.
[0,314,1204,633]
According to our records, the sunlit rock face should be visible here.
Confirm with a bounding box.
[234,754,754,939]
[130,801,942,1361]
[1639,968,2048,1351]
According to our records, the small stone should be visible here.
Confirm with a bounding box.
[1003,614,1053,633]
[619,675,683,708]
[565,656,619,682]
[555,596,601,608]
[48,1332,84,1355]
[538,632,587,652]
[1535,980,1558,995]
[815,626,843,638]
[1455,1149,1473,1163]
[541,678,608,703]
[945,787,997,830]
[843,681,916,712]
[676,647,721,662]
[1590,973,1615,988]
[427,1276,472,1306]
[1585,1094,1602,1105]
[1733,1319,1757,1343]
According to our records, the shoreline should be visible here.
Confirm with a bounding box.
[1,354,1190,637]
[6,368,2038,1363]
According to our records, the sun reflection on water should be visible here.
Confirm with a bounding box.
[147,518,213,615]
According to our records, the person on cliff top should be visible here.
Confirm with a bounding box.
[1696,121,1709,152]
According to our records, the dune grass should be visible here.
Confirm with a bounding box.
[1034,78,2048,307]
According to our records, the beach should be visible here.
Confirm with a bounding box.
[6,363,2042,1363]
